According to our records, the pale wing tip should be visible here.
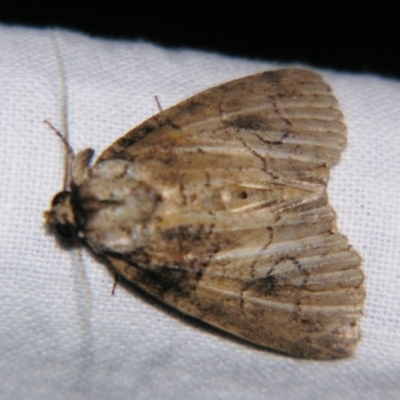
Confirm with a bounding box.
[278,323,362,359]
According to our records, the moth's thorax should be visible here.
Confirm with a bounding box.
[78,159,161,253]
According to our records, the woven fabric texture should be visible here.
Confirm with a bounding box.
[0,25,399,400]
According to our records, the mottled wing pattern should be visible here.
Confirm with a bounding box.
[99,69,364,359]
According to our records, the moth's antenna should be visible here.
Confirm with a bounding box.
[43,119,75,158]
[154,95,163,112]
[49,32,70,191]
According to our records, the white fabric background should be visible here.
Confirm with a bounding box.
[0,24,399,399]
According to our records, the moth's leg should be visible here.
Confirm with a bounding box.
[111,273,119,296]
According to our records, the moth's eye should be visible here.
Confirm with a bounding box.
[52,191,71,207]
[55,223,75,240]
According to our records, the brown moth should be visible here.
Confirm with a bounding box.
[45,68,365,359]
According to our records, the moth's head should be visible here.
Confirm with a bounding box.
[44,190,78,241]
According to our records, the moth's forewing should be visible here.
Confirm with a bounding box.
[86,69,364,359]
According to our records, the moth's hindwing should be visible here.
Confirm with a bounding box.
[84,69,364,359]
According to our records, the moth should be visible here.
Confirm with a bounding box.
[45,68,365,359]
